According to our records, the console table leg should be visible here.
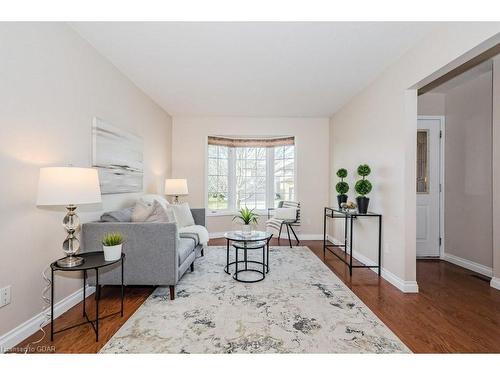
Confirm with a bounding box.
[323,208,326,260]
[344,216,348,253]
[349,216,353,276]
[378,216,382,276]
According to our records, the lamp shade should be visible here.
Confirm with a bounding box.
[37,167,102,206]
[164,179,188,196]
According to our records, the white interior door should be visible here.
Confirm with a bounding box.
[416,117,442,257]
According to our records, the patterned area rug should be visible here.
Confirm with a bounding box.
[100,246,410,353]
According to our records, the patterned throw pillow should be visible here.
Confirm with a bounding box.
[144,200,169,222]
[131,201,153,222]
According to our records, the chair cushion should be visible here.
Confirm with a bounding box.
[178,238,195,265]
[274,207,297,220]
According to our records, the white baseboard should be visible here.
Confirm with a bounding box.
[209,232,324,241]
[490,277,500,290]
[0,286,95,352]
[327,235,419,293]
[441,252,493,277]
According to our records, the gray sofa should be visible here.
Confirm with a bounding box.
[81,208,205,300]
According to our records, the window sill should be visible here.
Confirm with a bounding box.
[206,209,269,217]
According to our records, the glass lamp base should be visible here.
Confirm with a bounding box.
[57,256,84,268]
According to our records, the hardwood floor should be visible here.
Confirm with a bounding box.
[11,240,500,353]
[12,286,154,354]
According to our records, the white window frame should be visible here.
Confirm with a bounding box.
[206,140,296,216]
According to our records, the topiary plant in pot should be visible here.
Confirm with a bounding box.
[355,164,372,214]
[335,168,349,208]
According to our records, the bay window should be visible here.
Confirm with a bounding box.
[207,136,295,214]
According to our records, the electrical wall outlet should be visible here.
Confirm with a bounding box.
[0,286,11,308]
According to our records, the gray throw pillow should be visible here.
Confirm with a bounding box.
[100,207,134,222]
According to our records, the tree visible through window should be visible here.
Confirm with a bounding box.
[207,137,295,212]
[207,145,229,209]
[274,145,295,207]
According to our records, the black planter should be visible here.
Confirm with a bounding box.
[337,194,348,208]
[356,196,370,214]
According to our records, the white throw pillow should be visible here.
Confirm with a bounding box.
[131,201,154,222]
[274,207,297,220]
[139,194,170,210]
[171,202,195,228]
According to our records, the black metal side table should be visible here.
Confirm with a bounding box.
[50,251,125,342]
[323,207,382,276]
[224,231,273,282]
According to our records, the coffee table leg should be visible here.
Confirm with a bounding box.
[267,241,270,273]
[226,239,230,274]
[235,245,239,281]
[262,246,266,278]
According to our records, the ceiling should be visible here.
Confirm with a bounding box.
[71,22,436,117]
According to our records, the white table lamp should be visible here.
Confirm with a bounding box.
[165,179,188,204]
[37,167,102,267]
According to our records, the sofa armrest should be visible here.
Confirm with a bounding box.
[191,208,206,227]
[81,222,179,285]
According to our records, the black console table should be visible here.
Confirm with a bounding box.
[50,251,125,342]
[322,207,382,276]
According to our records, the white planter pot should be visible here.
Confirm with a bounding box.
[103,244,122,261]
[241,224,252,235]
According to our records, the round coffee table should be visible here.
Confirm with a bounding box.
[224,231,273,282]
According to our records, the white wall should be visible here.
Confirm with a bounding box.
[0,23,172,339]
[417,92,445,115]
[493,58,500,284]
[444,71,493,268]
[329,23,500,292]
[172,117,330,236]
[420,73,494,270]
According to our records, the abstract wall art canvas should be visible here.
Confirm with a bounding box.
[92,117,143,194]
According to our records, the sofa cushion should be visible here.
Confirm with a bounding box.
[179,232,199,246]
[178,238,195,265]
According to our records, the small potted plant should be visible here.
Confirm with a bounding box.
[335,168,349,208]
[355,164,373,214]
[102,232,124,261]
[233,207,259,235]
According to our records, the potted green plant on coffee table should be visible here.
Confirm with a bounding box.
[336,168,349,208]
[233,207,259,235]
[102,232,124,261]
[355,164,373,214]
